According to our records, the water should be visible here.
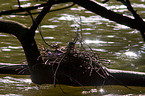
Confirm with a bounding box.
[0,0,145,95]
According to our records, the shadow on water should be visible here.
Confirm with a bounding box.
[1,0,145,95]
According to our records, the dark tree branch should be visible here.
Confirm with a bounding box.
[0,19,42,68]
[0,19,50,84]
[1,63,145,87]
[71,0,145,41]
[9,3,75,16]
[0,0,72,16]
[0,1,54,84]
[72,0,145,30]
[118,0,145,41]
[29,0,54,35]
[0,2,48,16]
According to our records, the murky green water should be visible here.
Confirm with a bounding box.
[1,0,145,95]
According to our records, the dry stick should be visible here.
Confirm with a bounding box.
[38,25,52,47]
[53,54,66,87]
[75,23,107,78]
[73,24,107,78]
[74,24,108,79]
[79,17,83,49]
[17,0,21,8]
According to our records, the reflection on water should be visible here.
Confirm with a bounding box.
[0,46,23,52]
[115,51,140,60]
[14,3,31,8]
[1,75,145,96]
[124,51,138,57]
[58,14,110,24]
[41,25,58,28]
[113,24,130,30]
[82,89,98,94]
[85,39,114,44]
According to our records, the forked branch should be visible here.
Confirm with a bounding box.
[117,0,145,41]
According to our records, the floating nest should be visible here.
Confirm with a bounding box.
[39,43,109,78]
[38,28,111,86]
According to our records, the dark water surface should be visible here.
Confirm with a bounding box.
[0,0,145,95]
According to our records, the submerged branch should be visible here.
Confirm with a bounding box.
[1,63,145,87]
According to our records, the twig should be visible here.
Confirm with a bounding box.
[17,0,21,8]
[53,54,66,87]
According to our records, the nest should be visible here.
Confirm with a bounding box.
[38,27,110,86]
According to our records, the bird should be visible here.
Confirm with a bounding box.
[68,42,75,49]
[66,42,75,54]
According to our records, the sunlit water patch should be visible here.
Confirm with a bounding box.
[140,44,145,54]
[1,48,11,52]
[1,76,31,84]
[58,14,110,23]
[113,24,130,30]
[0,34,8,37]
[19,0,30,1]
[8,46,23,49]
[106,4,126,10]
[106,35,115,38]
[44,37,55,39]
[115,51,140,59]
[14,3,31,8]
[41,25,58,28]
[91,48,107,52]
[70,24,95,30]
[85,39,114,44]
[0,46,22,52]
[82,88,105,95]
[132,3,145,8]
[124,51,138,57]
[70,6,85,11]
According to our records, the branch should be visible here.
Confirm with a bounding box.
[117,0,145,41]
[0,19,28,38]
[17,0,21,8]
[0,3,49,16]
[29,0,55,34]
[9,3,75,16]
[0,0,71,16]
[73,0,144,30]
[0,19,43,67]
[1,63,145,87]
